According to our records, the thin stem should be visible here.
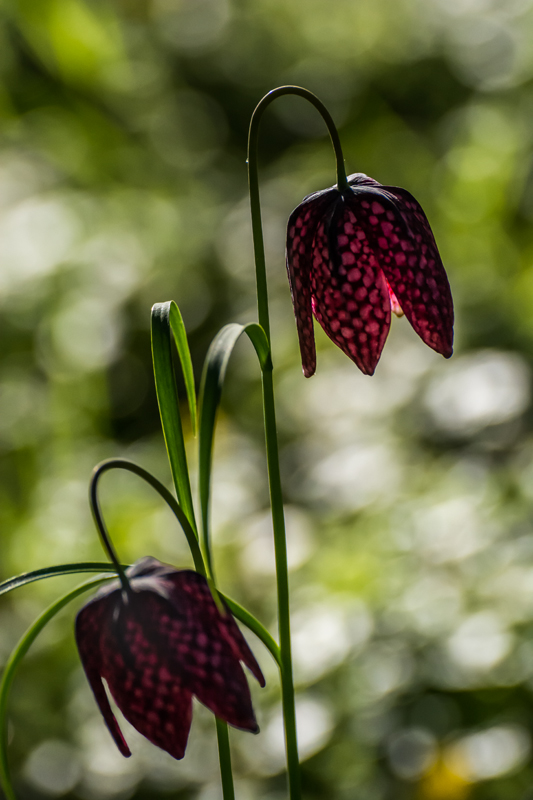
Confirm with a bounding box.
[261,367,300,800]
[222,594,281,668]
[0,563,124,597]
[247,85,347,800]
[215,719,235,800]
[90,465,131,594]
[248,85,347,341]
[90,459,205,576]
[0,563,281,669]
[0,577,109,800]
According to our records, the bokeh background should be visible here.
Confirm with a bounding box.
[2,0,533,798]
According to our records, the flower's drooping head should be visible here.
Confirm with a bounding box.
[286,173,454,377]
[76,557,264,759]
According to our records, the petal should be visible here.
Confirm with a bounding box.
[101,596,193,760]
[76,599,131,758]
[217,612,266,688]
[286,192,336,377]
[386,280,404,317]
[163,571,261,732]
[310,205,391,375]
[361,186,453,358]
[347,173,382,189]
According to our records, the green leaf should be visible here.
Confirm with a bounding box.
[0,563,280,800]
[151,301,197,533]
[0,576,110,800]
[221,593,280,667]
[198,322,270,577]
[0,562,280,667]
[169,301,198,436]
[0,563,121,597]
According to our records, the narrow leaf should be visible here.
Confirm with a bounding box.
[221,593,280,667]
[0,577,110,800]
[0,564,279,664]
[169,301,198,436]
[198,323,270,578]
[151,301,197,533]
[0,563,121,598]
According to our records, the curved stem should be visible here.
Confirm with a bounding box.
[0,577,110,800]
[248,85,347,341]
[247,86,346,800]
[90,466,131,594]
[222,594,281,668]
[215,720,235,800]
[0,563,281,669]
[260,367,300,800]
[90,459,206,576]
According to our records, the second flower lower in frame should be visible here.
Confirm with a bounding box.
[76,557,265,759]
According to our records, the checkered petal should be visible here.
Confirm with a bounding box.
[286,191,336,377]
[75,559,264,759]
[217,610,266,688]
[378,185,454,357]
[163,571,262,732]
[310,205,391,375]
[286,172,454,376]
[76,597,131,758]
[100,593,193,759]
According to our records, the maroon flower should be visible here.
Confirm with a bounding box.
[76,557,264,759]
[286,173,454,377]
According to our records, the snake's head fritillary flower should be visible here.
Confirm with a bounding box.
[76,557,264,759]
[286,173,454,377]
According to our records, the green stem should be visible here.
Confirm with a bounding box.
[89,465,131,594]
[247,84,349,800]
[0,577,109,800]
[216,719,235,800]
[248,85,348,342]
[90,459,205,576]
[261,367,300,800]
[0,564,281,668]
[0,570,281,800]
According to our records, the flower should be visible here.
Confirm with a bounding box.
[75,557,264,759]
[286,173,454,377]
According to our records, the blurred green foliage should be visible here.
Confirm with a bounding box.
[3,0,533,798]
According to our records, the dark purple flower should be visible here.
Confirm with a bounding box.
[286,173,454,377]
[76,557,264,759]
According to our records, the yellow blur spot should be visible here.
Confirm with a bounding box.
[418,759,471,800]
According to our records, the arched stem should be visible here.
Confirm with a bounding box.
[246,85,347,800]
[89,459,206,579]
[248,85,348,341]
[90,465,132,594]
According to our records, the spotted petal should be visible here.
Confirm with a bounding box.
[286,191,336,377]
[76,597,132,758]
[76,559,264,759]
[100,593,193,759]
[311,205,391,375]
[164,570,262,732]
[378,186,453,357]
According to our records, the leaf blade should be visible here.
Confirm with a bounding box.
[0,563,121,598]
[0,577,110,800]
[169,301,198,436]
[151,301,197,533]
[198,323,270,578]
